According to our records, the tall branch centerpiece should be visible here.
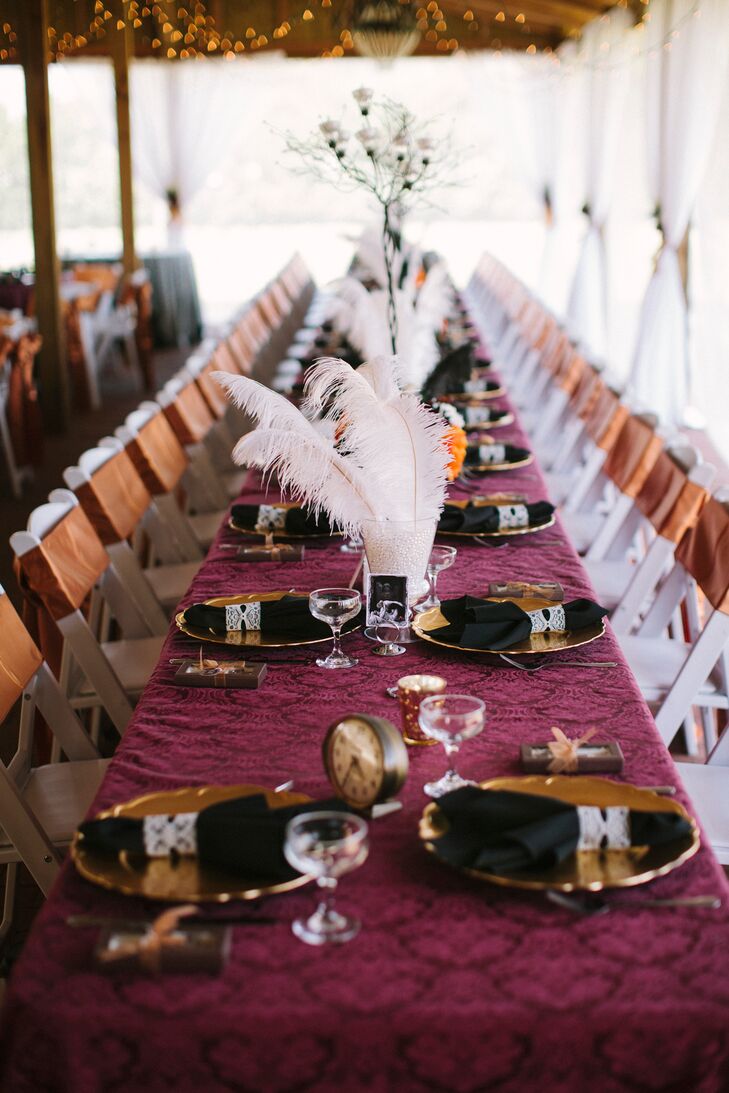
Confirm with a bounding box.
[284,91,451,353]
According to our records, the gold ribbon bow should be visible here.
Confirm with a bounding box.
[98,904,197,973]
[546,725,597,774]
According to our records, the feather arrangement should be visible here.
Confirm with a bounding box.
[214,356,450,533]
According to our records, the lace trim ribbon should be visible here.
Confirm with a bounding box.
[497,504,529,530]
[255,505,288,532]
[527,605,566,634]
[143,813,198,857]
[576,805,631,851]
[224,602,262,632]
[478,444,507,465]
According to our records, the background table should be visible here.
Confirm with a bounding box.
[2,337,729,1093]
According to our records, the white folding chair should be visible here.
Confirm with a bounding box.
[10,493,164,738]
[0,585,109,939]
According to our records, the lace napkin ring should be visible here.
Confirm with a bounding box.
[143,813,198,857]
[478,444,507,464]
[576,805,631,851]
[527,605,566,634]
[225,602,262,632]
[497,504,529,530]
[255,505,288,533]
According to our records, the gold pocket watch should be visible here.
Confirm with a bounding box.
[323,714,409,809]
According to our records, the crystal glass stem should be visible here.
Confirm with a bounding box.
[444,740,460,779]
[330,625,344,660]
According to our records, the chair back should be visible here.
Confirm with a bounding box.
[635,444,712,543]
[192,360,231,419]
[11,496,109,623]
[0,587,43,724]
[601,413,665,499]
[66,445,152,546]
[159,376,215,447]
[675,495,729,615]
[120,406,189,495]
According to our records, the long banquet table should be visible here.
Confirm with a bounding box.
[2,330,729,1092]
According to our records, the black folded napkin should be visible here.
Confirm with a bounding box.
[421,344,475,402]
[231,503,333,537]
[182,594,334,640]
[79,795,353,882]
[465,443,530,467]
[431,786,692,875]
[464,407,509,426]
[438,501,554,534]
[430,595,607,650]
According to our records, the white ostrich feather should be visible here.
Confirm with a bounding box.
[212,372,378,535]
[214,358,450,532]
[303,355,450,524]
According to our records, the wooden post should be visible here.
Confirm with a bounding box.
[22,0,69,432]
[111,3,137,274]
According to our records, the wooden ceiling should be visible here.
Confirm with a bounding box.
[0,0,638,62]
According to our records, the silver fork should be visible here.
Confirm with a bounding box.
[498,653,618,671]
[547,890,721,916]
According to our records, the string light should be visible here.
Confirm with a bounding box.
[0,0,695,67]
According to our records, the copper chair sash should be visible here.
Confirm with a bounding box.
[196,364,229,419]
[675,498,729,613]
[0,595,43,724]
[572,369,603,421]
[76,450,151,545]
[602,416,664,498]
[128,413,188,495]
[228,329,255,370]
[16,504,109,622]
[163,383,214,447]
[212,342,243,378]
[558,352,586,396]
[635,450,690,534]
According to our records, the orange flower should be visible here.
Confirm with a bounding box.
[444,424,467,481]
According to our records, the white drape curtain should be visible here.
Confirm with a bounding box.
[129,59,243,249]
[566,7,632,361]
[538,41,588,314]
[629,0,729,422]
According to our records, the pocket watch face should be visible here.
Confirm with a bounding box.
[327,717,386,808]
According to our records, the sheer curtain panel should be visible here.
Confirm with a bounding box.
[629,0,729,422]
[566,7,632,362]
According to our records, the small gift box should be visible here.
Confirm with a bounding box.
[94,908,231,975]
[236,545,305,563]
[520,728,624,774]
[488,580,564,602]
[174,659,267,689]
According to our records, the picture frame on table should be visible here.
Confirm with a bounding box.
[366,574,410,627]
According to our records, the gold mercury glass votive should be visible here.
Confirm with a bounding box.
[397,674,447,746]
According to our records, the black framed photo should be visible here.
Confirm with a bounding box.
[366,574,409,627]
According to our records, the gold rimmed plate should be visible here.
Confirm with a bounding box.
[229,502,341,541]
[419,775,699,892]
[462,452,534,473]
[466,412,515,431]
[439,497,555,539]
[439,385,506,403]
[72,784,314,902]
[175,590,361,648]
[412,594,605,655]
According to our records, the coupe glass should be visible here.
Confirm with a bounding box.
[308,587,361,669]
[284,811,369,945]
[371,599,406,657]
[416,545,458,612]
[419,693,485,797]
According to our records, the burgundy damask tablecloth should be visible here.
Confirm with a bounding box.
[2,351,729,1092]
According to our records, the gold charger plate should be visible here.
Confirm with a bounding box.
[229,502,341,541]
[439,385,506,403]
[175,589,361,648]
[71,783,313,902]
[439,497,555,539]
[466,413,515,431]
[419,775,699,892]
[464,452,534,473]
[412,594,605,655]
